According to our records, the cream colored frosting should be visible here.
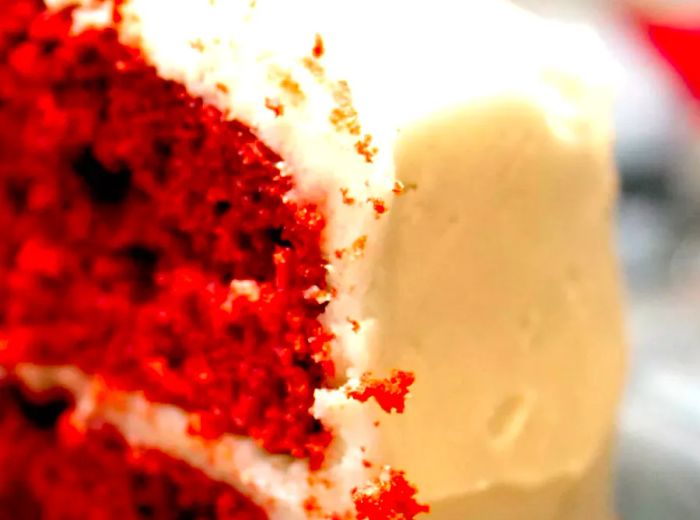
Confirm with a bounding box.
[364,97,625,518]
[8,1,627,518]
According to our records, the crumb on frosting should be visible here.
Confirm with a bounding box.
[347,370,415,414]
[265,96,285,116]
[312,34,324,59]
[352,467,429,520]
[367,197,388,218]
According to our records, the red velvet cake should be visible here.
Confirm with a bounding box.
[0,0,626,519]
[0,0,425,517]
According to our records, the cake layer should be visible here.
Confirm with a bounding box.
[12,364,414,520]
[0,0,333,463]
[0,377,268,519]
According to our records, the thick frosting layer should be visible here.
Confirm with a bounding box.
[363,97,624,517]
[314,2,626,517]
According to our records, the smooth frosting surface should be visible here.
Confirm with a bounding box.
[364,96,625,517]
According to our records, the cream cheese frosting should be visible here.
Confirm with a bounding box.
[16,1,627,518]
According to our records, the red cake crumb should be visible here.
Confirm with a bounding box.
[265,97,285,117]
[0,380,268,519]
[312,34,325,59]
[352,235,368,256]
[354,135,378,164]
[0,0,333,462]
[366,197,388,218]
[328,81,379,163]
[352,468,429,520]
[303,495,322,516]
[330,81,361,136]
[329,105,359,135]
[279,73,306,105]
[347,370,415,414]
[340,187,356,205]
[334,235,367,261]
[347,318,361,333]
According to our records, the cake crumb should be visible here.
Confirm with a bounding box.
[330,106,361,135]
[335,235,368,261]
[303,56,324,77]
[265,97,284,117]
[347,370,415,414]
[352,467,430,520]
[189,39,205,52]
[279,74,305,104]
[330,81,361,135]
[347,318,361,333]
[303,496,322,515]
[355,135,378,163]
[352,235,367,256]
[367,197,387,218]
[340,187,355,205]
[312,34,324,58]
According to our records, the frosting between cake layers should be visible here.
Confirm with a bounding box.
[10,1,626,518]
[14,364,318,519]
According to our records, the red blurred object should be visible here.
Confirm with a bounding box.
[628,6,700,100]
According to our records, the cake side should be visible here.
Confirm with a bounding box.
[366,96,624,517]
[349,4,626,517]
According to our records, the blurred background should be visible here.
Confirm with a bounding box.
[516,1,700,518]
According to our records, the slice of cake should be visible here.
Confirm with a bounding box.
[0,0,626,518]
